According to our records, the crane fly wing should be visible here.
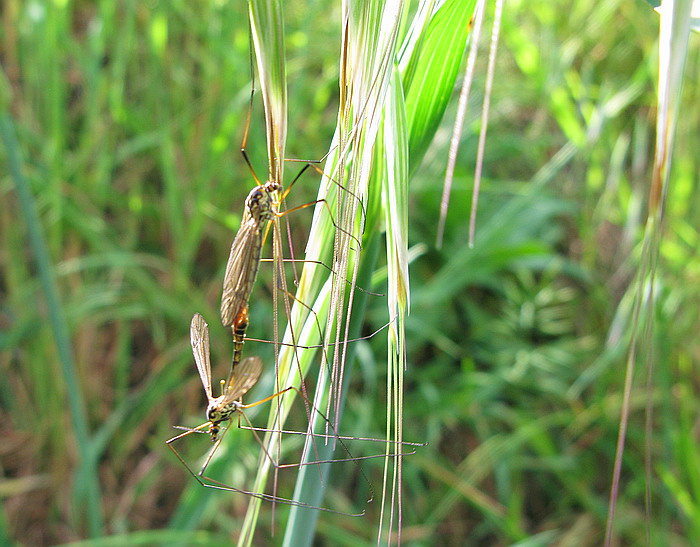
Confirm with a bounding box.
[221,219,263,327]
[190,313,213,402]
[224,356,263,402]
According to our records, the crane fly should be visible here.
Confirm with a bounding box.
[220,183,276,331]
[218,32,371,380]
[220,50,367,348]
[167,313,412,515]
[218,156,339,380]
[219,161,361,333]
[167,313,268,449]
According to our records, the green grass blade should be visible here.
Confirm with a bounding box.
[282,1,407,543]
[604,1,693,544]
[237,0,288,543]
[249,0,287,183]
[401,0,477,173]
[0,113,104,536]
[281,235,381,547]
[376,65,410,544]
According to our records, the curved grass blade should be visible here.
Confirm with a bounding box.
[240,0,478,543]
[403,0,477,174]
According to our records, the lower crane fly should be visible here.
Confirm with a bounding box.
[167,313,381,514]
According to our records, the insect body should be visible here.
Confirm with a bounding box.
[188,312,263,441]
[220,182,279,330]
[167,313,421,514]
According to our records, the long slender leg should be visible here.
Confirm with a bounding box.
[241,26,262,186]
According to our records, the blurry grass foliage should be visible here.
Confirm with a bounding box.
[1,0,700,546]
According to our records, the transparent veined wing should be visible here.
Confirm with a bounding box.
[223,355,263,402]
[221,217,264,327]
[190,313,213,402]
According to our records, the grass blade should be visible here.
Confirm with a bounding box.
[0,113,104,536]
[604,1,693,544]
[248,0,287,183]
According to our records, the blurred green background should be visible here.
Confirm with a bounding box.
[1,0,700,545]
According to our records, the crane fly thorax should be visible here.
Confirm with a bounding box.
[206,397,241,441]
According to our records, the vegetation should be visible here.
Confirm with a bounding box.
[1,0,699,545]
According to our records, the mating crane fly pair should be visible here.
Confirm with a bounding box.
[167,312,362,513]
[167,168,284,443]
[165,164,276,460]
[167,160,421,514]
[165,154,375,512]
